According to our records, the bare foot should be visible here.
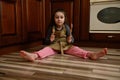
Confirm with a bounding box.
[88,48,107,60]
[20,50,38,61]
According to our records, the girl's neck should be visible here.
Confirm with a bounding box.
[56,25,63,30]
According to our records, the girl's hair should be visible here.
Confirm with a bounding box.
[49,9,69,27]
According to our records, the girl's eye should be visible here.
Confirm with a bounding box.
[55,16,59,19]
[60,16,64,19]
[55,16,64,19]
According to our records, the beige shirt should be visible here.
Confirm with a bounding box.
[49,25,73,51]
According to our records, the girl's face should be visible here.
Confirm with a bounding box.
[54,12,65,27]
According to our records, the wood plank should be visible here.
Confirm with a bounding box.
[0,47,120,80]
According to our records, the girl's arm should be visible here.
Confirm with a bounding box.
[44,26,53,45]
[65,24,74,43]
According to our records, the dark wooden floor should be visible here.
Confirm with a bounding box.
[0,46,120,80]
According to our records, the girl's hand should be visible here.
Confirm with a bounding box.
[50,34,55,42]
[67,35,72,43]
[67,23,73,43]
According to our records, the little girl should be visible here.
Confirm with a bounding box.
[20,9,107,62]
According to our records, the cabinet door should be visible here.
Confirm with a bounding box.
[0,0,22,46]
[22,0,45,42]
[45,0,80,42]
[80,0,90,41]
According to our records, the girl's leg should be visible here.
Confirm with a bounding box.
[65,46,107,60]
[34,47,56,59]
[20,47,56,61]
[65,46,88,59]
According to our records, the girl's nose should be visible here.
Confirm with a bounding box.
[58,18,61,20]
